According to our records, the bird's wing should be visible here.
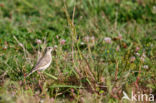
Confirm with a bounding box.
[33,54,51,70]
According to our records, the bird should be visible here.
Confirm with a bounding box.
[25,47,53,78]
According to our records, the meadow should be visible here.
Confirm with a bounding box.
[0,0,156,102]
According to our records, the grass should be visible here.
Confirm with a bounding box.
[0,0,156,102]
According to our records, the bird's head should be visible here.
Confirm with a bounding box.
[46,47,53,53]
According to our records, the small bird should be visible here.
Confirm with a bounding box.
[25,47,53,78]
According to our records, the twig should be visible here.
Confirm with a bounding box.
[0,70,8,78]
[72,5,75,25]
[115,60,119,80]
[82,54,95,81]
[43,72,58,80]
[63,2,81,79]
[13,36,31,58]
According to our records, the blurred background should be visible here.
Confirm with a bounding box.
[0,0,156,102]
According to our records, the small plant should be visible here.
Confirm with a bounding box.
[0,0,155,102]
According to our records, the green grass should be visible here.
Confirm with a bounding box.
[0,0,156,102]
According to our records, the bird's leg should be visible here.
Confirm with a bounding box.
[37,71,41,75]
[41,71,46,81]
[38,71,45,80]
[38,79,43,92]
[38,71,43,91]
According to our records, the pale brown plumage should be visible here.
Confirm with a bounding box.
[25,47,53,78]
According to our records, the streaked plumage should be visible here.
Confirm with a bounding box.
[25,47,53,78]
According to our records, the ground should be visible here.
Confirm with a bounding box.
[0,0,156,103]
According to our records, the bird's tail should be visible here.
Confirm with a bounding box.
[24,69,36,78]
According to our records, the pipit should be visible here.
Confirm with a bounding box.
[25,47,53,78]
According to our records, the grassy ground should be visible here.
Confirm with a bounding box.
[0,0,156,103]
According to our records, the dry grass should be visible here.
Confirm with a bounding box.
[0,0,156,102]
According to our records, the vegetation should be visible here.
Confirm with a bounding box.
[0,0,156,102]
